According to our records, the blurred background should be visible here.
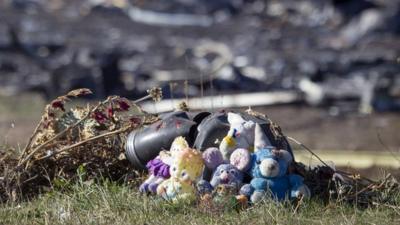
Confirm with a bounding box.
[0,0,399,177]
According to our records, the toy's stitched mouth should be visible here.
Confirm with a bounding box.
[220,177,230,184]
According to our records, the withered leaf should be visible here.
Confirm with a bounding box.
[67,88,93,98]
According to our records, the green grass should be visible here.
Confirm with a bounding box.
[1,181,399,225]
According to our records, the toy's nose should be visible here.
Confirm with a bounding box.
[268,164,276,170]
[220,172,229,181]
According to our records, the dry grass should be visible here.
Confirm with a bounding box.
[0,179,399,225]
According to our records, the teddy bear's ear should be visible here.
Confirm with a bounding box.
[202,147,224,170]
[254,123,271,151]
[275,149,293,164]
[227,112,246,125]
[230,148,252,172]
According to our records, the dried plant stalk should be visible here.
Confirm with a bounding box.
[1,88,162,202]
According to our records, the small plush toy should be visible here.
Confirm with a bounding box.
[157,148,204,202]
[198,148,251,194]
[198,147,254,211]
[239,123,310,203]
[199,187,248,212]
[219,113,269,160]
[139,136,189,193]
[210,164,244,190]
[239,147,310,202]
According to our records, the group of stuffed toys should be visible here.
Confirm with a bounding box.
[139,112,310,204]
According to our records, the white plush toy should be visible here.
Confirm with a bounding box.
[219,113,271,160]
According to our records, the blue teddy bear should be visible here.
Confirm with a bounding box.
[239,146,310,203]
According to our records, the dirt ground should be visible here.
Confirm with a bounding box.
[0,94,46,150]
[256,105,400,152]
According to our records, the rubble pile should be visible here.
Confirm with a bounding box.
[0,0,399,113]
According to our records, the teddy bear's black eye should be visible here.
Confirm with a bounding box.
[256,160,261,164]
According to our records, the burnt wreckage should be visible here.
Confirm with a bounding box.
[0,0,399,113]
